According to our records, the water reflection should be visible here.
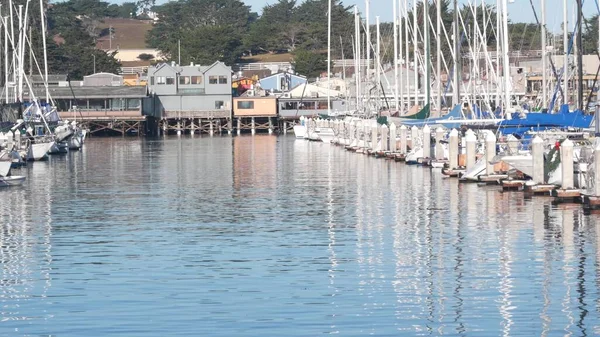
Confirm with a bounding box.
[0,136,600,336]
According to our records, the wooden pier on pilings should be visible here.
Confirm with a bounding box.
[58,111,146,136]
[159,117,230,135]
[235,117,278,135]
[150,110,232,136]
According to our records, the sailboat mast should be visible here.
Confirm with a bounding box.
[354,6,360,111]
[393,0,399,110]
[404,0,410,108]
[495,0,500,108]
[501,0,510,118]
[376,16,381,110]
[365,0,370,83]
[436,0,441,115]
[541,0,547,109]
[576,0,583,111]
[424,0,430,109]
[399,0,404,112]
[413,0,418,106]
[3,16,7,104]
[9,0,14,103]
[453,0,459,107]
[327,0,331,115]
[40,0,50,104]
[17,4,22,102]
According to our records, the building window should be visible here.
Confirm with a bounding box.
[215,100,224,109]
[156,76,166,85]
[127,98,141,109]
[166,76,175,85]
[317,101,329,109]
[209,76,218,84]
[179,76,190,85]
[219,76,228,84]
[150,76,155,85]
[191,76,202,84]
[283,102,297,110]
[237,100,254,109]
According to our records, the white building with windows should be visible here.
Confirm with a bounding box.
[144,61,233,119]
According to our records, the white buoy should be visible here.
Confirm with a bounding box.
[561,138,574,189]
[449,129,459,169]
[485,131,497,175]
[389,123,397,152]
[371,122,378,151]
[381,124,389,152]
[423,125,431,158]
[435,127,444,160]
[399,125,407,154]
[531,136,545,184]
[465,129,476,170]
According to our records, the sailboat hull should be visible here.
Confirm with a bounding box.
[27,141,54,161]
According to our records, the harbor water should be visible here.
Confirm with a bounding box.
[2,135,600,336]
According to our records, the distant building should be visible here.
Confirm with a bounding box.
[258,72,306,92]
[144,61,233,119]
[24,73,145,115]
[287,83,343,98]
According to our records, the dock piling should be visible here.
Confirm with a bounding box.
[465,129,475,171]
[410,126,418,151]
[531,136,544,184]
[251,117,256,135]
[371,122,378,152]
[381,124,389,152]
[595,141,600,196]
[485,131,496,175]
[561,138,574,189]
[399,125,407,154]
[507,134,519,154]
[389,123,397,152]
[435,127,444,160]
[423,125,431,159]
[449,129,458,169]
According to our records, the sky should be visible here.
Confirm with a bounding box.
[243,0,600,33]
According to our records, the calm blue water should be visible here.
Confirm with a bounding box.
[1,135,600,336]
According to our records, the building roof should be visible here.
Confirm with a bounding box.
[150,61,233,75]
[259,72,307,81]
[28,74,68,82]
[24,85,147,99]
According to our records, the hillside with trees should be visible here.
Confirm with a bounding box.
[11,0,600,80]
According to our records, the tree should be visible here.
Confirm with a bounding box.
[244,0,300,54]
[294,0,354,57]
[146,0,255,64]
[582,14,599,54]
[45,0,121,78]
[292,48,327,78]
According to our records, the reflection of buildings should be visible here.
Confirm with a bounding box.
[232,135,277,193]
